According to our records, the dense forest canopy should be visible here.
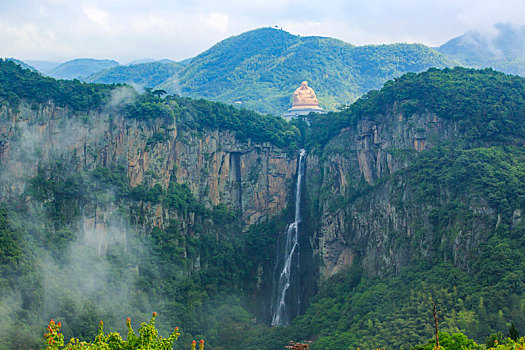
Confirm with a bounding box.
[0,59,115,111]
[308,67,525,147]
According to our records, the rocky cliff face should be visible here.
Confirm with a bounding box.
[0,102,297,230]
[0,96,503,290]
[307,107,492,278]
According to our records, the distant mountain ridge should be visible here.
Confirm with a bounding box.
[46,58,120,80]
[85,61,182,90]
[437,22,525,75]
[22,28,453,114]
[124,58,176,65]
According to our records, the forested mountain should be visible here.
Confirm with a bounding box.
[158,28,455,114]
[0,60,525,350]
[437,23,525,76]
[46,58,120,80]
[0,59,301,349]
[237,67,525,350]
[31,28,454,115]
[85,61,183,90]
[17,25,525,117]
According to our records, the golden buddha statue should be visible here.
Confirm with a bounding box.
[290,81,322,110]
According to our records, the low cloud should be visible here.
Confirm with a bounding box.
[108,86,136,108]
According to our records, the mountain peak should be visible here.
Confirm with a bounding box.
[439,22,525,59]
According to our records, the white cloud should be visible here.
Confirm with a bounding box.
[83,7,111,32]
[0,0,523,62]
[201,13,229,33]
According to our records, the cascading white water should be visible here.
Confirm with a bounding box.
[271,149,306,326]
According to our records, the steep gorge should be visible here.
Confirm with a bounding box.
[279,67,525,349]
[1,61,525,349]
[0,60,308,348]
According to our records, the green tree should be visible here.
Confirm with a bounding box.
[509,322,520,341]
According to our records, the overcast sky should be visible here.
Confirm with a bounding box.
[1,0,524,63]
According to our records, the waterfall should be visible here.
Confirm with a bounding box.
[271,149,306,326]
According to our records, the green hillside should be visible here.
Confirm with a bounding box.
[308,67,525,147]
[22,24,525,117]
[26,28,456,115]
[159,27,455,115]
[0,59,115,111]
[438,23,525,76]
[85,61,183,89]
[47,58,120,80]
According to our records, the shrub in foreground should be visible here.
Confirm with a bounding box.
[43,312,204,350]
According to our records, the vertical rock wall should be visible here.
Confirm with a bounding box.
[0,102,297,228]
[307,109,476,278]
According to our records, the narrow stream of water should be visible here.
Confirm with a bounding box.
[271,149,306,326]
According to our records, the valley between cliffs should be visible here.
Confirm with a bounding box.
[1,61,524,350]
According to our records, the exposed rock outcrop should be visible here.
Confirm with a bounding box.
[0,102,297,228]
[307,108,494,278]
